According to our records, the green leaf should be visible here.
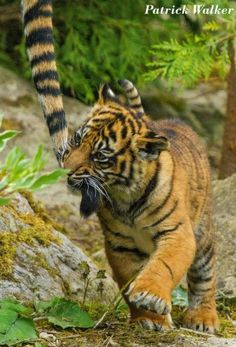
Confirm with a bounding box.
[3,147,25,172]
[0,299,32,315]
[0,130,19,152]
[34,299,54,314]
[172,285,188,307]
[29,169,68,191]
[0,309,18,334]
[31,145,48,172]
[46,298,94,329]
[0,317,37,346]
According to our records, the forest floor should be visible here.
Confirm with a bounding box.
[33,273,236,347]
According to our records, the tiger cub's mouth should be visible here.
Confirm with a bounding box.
[67,175,110,218]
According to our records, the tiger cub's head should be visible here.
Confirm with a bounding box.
[62,81,169,217]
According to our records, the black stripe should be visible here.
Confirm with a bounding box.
[46,110,67,135]
[147,173,174,217]
[24,0,52,26]
[120,161,126,174]
[131,103,142,108]
[26,27,53,48]
[188,274,213,284]
[148,201,178,228]
[195,245,214,270]
[121,127,128,139]
[188,285,212,294]
[127,119,136,135]
[116,140,131,156]
[101,220,132,240]
[125,87,134,93]
[105,171,129,185]
[128,94,139,100]
[129,168,158,216]
[36,86,61,96]
[109,130,117,142]
[128,150,135,180]
[33,70,58,84]
[31,52,55,67]
[109,243,148,258]
[47,121,67,136]
[152,222,182,241]
[25,10,52,26]
[159,259,174,280]
[92,117,112,123]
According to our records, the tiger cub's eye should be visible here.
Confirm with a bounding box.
[93,151,109,162]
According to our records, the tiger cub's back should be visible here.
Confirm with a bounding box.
[154,118,211,228]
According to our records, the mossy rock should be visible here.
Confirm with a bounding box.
[0,193,117,303]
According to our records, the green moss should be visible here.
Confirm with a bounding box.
[21,191,66,233]
[0,197,61,278]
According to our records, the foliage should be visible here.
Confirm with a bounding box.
[0,297,94,346]
[0,0,188,104]
[35,297,94,329]
[0,115,67,206]
[172,285,188,307]
[0,299,36,346]
[145,0,236,87]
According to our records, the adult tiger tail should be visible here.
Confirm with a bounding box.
[21,0,68,158]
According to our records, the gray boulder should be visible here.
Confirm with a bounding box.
[0,193,117,303]
[213,174,236,298]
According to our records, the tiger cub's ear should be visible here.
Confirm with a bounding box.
[137,131,169,160]
[98,84,117,105]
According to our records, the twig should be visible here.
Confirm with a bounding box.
[59,334,83,340]
[180,327,215,337]
[94,311,109,329]
[94,273,137,329]
[33,316,47,322]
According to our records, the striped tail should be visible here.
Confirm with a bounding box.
[118,79,144,114]
[21,0,68,158]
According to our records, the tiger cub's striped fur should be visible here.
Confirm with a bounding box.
[22,0,219,333]
[63,83,219,332]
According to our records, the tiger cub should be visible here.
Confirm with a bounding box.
[22,0,219,332]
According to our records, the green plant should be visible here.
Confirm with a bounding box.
[0,116,68,205]
[145,1,235,87]
[0,297,95,346]
[79,261,106,306]
[0,0,187,104]
[172,285,188,307]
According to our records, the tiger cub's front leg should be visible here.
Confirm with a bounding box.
[104,240,174,330]
[127,217,196,318]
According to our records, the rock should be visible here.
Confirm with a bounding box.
[0,193,117,303]
[213,174,236,298]
[0,66,92,253]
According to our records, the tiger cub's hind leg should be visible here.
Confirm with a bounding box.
[184,218,219,333]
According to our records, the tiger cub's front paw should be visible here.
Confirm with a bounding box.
[127,278,172,315]
[132,313,174,331]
